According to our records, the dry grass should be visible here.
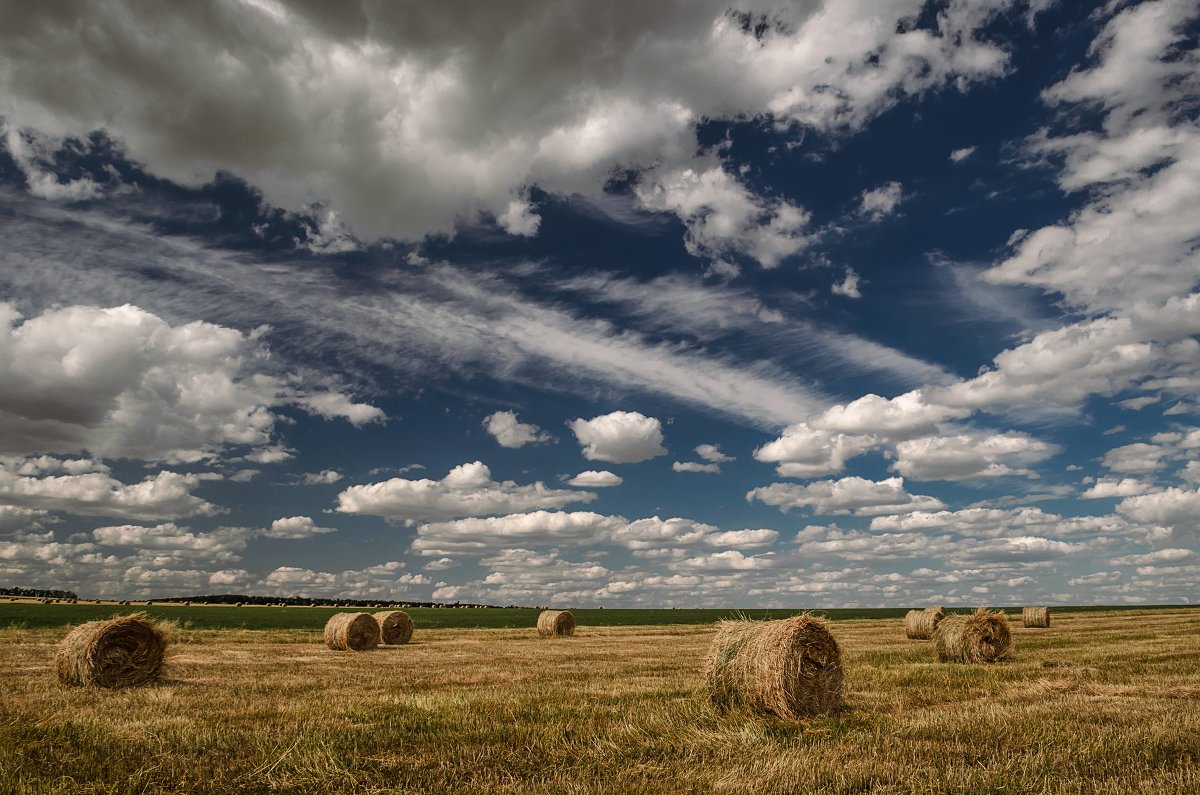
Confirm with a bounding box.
[54,613,168,689]
[704,614,843,720]
[536,609,575,637]
[2,609,1199,793]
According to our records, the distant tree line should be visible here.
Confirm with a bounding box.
[1,586,79,600]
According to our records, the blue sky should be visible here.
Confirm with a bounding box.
[0,0,1198,606]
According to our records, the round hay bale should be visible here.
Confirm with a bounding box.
[704,614,843,720]
[933,609,1012,663]
[536,609,575,637]
[1022,606,1051,628]
[324,612,380,651]
[55,613,168,688]
[903,606,946,639]
[374,611,414,645]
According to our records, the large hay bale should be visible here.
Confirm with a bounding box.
[324,612,380,651]
[1022,606,1051,628]
[903,606,946,639]
[536,609,576,637]
[704,614,843,720]
[933,609,1012,663]
[55,613,168,688]
[374,611,414,645]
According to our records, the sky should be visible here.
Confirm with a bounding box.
[0,0,1198,607]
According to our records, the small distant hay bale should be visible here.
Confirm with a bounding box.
[704,614,843,720]
[537,609,575,637]
[235,602,243,607]
[903,606,946,640]
[324,612,380,651]
[933,609,1012,663]
[374,611,414,645]
[55,613,168,688]
[1023,606,1051,628]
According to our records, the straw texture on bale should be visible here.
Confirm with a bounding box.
[55,613,168,688]
[704,614,843,720]
[374,610,414,645]
[933,609,1012,663]
[903,606,946,639]
[1023,606,1051,628]
[536,609,576,637]
[323,612,380,651]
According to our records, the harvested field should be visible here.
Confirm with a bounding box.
[1,608,1198,793]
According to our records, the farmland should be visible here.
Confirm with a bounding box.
[2,607,1198,793]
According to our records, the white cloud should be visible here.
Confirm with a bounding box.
[496,199,542,237]
[981,1,1200,315]
[811,391,969,439]
[1101,442,1171,474]
[0,460,218,521]
[0,2,1015,257]
[1110,548,1195,566]
[673,461,720,474]
[299,469,342,486]
[293,392,385,426]
[569,411,666,463]
[673,550,776,572]
[1118,486,1200,529]
[753,423,876,478]
[695,444,733,463]
[483,410,551,449]
[832,269,863,298]
[336,461,592,524]
[1081,478,1156,499]
[891,431,1057,481]
[0,505,47,534]
[412,510,626,555]
[869,506,1058,537]
[0,302,382,462]
[263,516,338,539]
[635,163,812,267]
[858,181,904,222]
[4,127,103,202]
[747,476,944,516]
[423,557,459,571]
[263,561,429,599]
[565,470,623,488]
[949,146,976,162]
[92,522,251,562]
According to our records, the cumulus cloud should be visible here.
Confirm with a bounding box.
[0,302,382,462]
[811,391,969,439]
[1118,486,1200,529]
[747,476,944,516]
[293,392,385,426]
[263,561,430,599]
[858,181,904,221]
[92,522,251,562]
[753,423,876,478]
[298,469,342,486]
[483,410,551,449]
[336,461,592,524]
[1082,478,1156,499]
[0,2,1015,260]
[981,1,1200,315]
[1101,442,1172,474]
[832,269,863,298]
[0,459,218,521]
[949,146,976,162]
[891,431,1057,481]
[412,511,626,555]
[569,411,666,463]
[262,515,338,539]
[565,470,623,488]
[673,461,720,474]
[695,444,733,463]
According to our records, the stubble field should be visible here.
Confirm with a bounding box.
[1,608,1198,794]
